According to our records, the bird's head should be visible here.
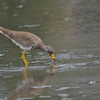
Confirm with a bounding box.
[46,46,55,62]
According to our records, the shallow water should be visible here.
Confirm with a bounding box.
[0,0,100,99]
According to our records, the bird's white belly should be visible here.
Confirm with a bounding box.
[0,31,32,50]
[12,39,32,50]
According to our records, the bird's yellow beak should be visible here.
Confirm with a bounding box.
[50,53,55,61]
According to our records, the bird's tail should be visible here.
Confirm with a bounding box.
[0,27,13,39]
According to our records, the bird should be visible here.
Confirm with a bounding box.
[0,27,55,66]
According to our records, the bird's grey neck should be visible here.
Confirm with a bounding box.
[40,45,48,54]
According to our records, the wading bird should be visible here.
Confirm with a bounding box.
[0,27,55,66]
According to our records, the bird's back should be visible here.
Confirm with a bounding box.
[0,27,43,50]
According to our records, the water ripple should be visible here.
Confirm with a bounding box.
[0,54,5,57]
[31,85,52,89]
[15,97,34,100]
[39,95,51,99]
[55,86,80,91]
[58,94,69,98]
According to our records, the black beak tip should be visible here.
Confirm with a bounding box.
[52,59,55,62]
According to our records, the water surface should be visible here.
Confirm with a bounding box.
[0,0,100,99]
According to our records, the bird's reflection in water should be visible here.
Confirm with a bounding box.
[23,65,28,79]
[5,64,56,100]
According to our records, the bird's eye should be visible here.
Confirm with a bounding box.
[49,51,53,54]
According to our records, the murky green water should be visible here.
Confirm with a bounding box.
[0,0,100,99]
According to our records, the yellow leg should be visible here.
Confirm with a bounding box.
[22,51,29,66]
